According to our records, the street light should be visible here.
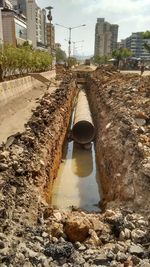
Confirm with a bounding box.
[45,6,53,68]
[0,6,4,54]
[46,6,53,52]
[56,23,86,58]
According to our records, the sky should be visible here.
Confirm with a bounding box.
[37,0,150,56]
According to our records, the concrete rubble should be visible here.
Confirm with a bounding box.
[0,67,149,266]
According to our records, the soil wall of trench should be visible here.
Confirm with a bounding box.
[86,68,150,212]
[0,75,78,230]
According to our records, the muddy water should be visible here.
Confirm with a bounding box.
[50,141,101,211]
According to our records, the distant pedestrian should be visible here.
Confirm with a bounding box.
[140,63,145,75]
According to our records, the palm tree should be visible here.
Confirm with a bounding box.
[112,48,132,68]
[142,31,150,54]
[144,43,150,53]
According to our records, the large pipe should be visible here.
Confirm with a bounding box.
[72,90,95,144]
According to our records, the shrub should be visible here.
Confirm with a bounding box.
[0,44,52,80]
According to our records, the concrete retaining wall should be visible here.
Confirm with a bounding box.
[0,70,56,106]
[41,70,55,80]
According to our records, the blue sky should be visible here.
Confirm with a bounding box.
[37,0,150,56]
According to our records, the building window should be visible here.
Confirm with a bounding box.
[15,22,27,40]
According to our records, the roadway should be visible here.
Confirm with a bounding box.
[0,76,58,144]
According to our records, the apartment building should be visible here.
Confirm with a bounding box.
[11,0,48,49]
[26,0,37,48]
[123,32,150,60]
[1,0,55,51]
[94,18,118,57]
[12,0,26,15]
[41,8,47,46]
[46,22,55,52]
[2,8,27,45]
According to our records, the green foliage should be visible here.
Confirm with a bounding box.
[0,44,52,80]
[67,57,77,67]
[93,55,110,65]
[112,48,133,67]
[144,43,150,53]
[141,31,150,54]
[142,31,150,39]
[112,48,132,60]
[56,47,67,63]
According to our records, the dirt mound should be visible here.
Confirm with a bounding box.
[87,69,150,212]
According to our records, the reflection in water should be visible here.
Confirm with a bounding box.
[72,143,93,177]
[50,141,101,211]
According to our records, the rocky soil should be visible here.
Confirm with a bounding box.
[0,207,149,266]
[87,66,150,212]
[0,68,149,266]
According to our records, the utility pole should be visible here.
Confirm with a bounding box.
[46,6,53,69]
[0,0,4,51]
[56,23,86,59]
[0,0,4,81]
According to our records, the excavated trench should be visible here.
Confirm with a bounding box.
[0,69,149,233]
[46,86,102,212]
[0,69,150,266]
[46,68,150,213]
[50,108,101,212]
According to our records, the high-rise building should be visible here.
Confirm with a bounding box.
[41,8,47,46]
[94,18,118,57]
[8,0,47,49]
[14,0,26,15]
[2,8,27,45]
[46,23,55,52]
[123,32,150,60]
[1,0,53,50]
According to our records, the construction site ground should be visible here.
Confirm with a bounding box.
[0,67,149,267]
[0,79,58,144]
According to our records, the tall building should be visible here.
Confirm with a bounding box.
[8,0,47,49]
[41,8,47,45]
[1,0,53,50]
[26,0,37,48]
[14,0,26,15]
[94,18,118,57]
[46,23,55,52]
[2,8,27,45]
[123,32,150,60]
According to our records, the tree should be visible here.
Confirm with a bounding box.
[142,31,150,39]
[142,31,150,53]
[144,43,150,53]
[67,56,77,67]
[0,44,52,81]
[112,48,133,68]
[56,47,67,63]
[93,55,111,65]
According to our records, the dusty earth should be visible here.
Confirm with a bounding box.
[0,67,149,267]
[87,66,150,212]
[0,78,57,144]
